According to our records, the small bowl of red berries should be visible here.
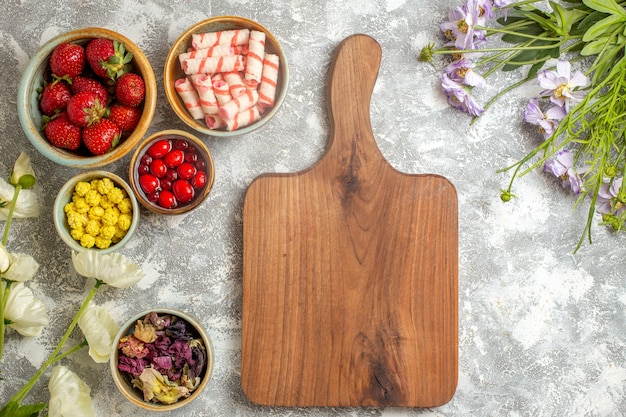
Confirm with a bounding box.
[17,27,157,169]
[129,130,215,215]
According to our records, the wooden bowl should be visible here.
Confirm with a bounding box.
[110,308,214,411]
[53,170,140,254]
[163,16,289,137]
[128,130,215,215]
[17,27,157,169]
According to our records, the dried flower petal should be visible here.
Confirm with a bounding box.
[135,367,190,404]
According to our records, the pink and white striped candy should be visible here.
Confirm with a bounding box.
[192,29,250,50]
[174,77,205,119]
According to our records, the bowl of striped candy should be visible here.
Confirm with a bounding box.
[163,16,289,137]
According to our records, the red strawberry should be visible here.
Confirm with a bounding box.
[115,72,145,107]
[85,38,133,80]
[49,42,85,78]
[82,118,121,155]
[44,112,82,150]
[39,80,72,116]
[71,75,109,105]
[66,91,106,127]
[108,103,141,135]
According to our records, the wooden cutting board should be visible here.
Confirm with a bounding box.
[241,34,458,408]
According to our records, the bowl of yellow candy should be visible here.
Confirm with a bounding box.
[54,170,139,254]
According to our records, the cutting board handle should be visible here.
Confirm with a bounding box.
[324,34,385,168]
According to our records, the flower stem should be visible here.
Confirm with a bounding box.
[6,280,102,406]
[0,281,11,363]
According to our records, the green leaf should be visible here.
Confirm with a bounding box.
[550,1,590,33]
[582,13,624,42]
[581,37,610,55]
[0,402,46,417]
[573,10,609,35]
[527,61,547,78]
[583,0,626,16]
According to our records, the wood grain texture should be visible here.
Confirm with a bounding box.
[241,34,458,407]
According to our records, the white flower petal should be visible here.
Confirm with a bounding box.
[4,252,39,282]
[556,60,571,78]
[0,177,40,220]
[48,365,96,417]
[3,282,49,336]
[78,304,119,363]
[0,244,10,273]
[10,152,37,189]
[72,250,144,288]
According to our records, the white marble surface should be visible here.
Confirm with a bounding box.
[1,0,625,416]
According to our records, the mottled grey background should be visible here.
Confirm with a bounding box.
[1,0,625,416]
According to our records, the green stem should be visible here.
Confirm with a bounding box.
[0,281,11,362]
[6,280,102,406]
[1,184,21,246]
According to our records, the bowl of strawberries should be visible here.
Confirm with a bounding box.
[17,27,157,169]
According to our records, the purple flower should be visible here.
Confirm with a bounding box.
[494,0,516,7]
[543,149,586,194]
[523,98,567,139]
[538,60,589,111]
[441,73,484,116]
[596,177,625,215]
[440,0,487,50]
[445,59,486,87]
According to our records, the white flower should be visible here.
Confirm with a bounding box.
[48,365,96,417]
[0,244,9,273]
[0,177,40,220]
[77,304,119,363]
[10,152,37,189]
[3,282,49,336]
[3,252,39,282]
[71,250,145,288]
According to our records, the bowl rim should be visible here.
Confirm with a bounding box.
[17,27,157,169]
[53,170,140,254]
[109,308,214,411]
[128,129,215,215]
[163,16,290,137]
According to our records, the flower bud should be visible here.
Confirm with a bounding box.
[10,152,37,189]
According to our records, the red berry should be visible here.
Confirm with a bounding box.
[71,75,109,105]
[44,112,82,150]
[147,191,160,203]
[158,190,177,209]
[149,159,167,178]
[138,174,160,194]
[39,80,72,116]
[160,179,173,191]
[140,154,152,166]
[195,159,207,171]
[192,170,207,189]
[163,149,184,168]
[174,139,189,151]
[166,169,178,182]
[184,152,198,163]
[66,91,106,127]
[115,72,145,107]
[172,179,194,204]
[108,103,141,135]
[137,164,149,175]
[82,118,121,155]
[86,38,131,80]
[177,162,196,180]
[50,42,85,78]
[147,139,171,158]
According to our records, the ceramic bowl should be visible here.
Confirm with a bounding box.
[53,170,139,254]
[164,16,289,137]
[128,129,215,215]
[110,308,214,411]
[17,27,157,169]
